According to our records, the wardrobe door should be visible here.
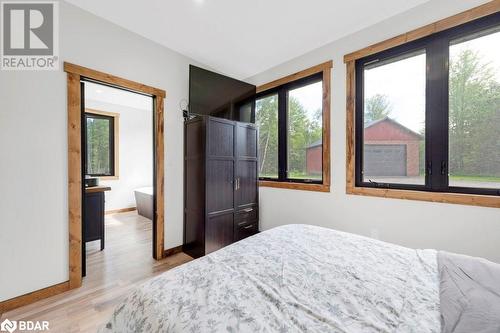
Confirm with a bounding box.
[235,122,258,209]
[206,117,235,214]
[206,160,234,212]
[206,117,236,253]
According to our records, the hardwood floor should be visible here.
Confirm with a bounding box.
[1,212,192,332]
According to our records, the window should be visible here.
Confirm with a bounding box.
[362,51,426,186]
[85,110,119,178]
[256,94,279,179]
[353,13,500,198]
[448,28,500,189]
[256,62,331,191]
[287,81,323,181]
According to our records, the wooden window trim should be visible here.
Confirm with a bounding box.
[343,0,500,63]
[85,108,120,180]
[259,180,330,192]
[344,2,500,209]
[257,61,332,192]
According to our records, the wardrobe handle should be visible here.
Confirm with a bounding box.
[242,208,253,213]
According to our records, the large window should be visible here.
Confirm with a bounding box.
[256,63,331,191]
[354,14,500,197]
[85,111,118,177]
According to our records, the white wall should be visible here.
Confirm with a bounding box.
[0,1,201,301]
[86,99,153,211]
[247,0,500,263]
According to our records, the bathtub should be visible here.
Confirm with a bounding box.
[134,186,153,220]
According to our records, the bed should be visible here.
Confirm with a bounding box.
[100,224,500,333]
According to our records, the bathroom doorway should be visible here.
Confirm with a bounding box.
[65,63,166,289]
[81,80,155,278]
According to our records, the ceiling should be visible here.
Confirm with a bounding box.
[65,0,432,79]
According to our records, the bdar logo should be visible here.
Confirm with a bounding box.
[0,319,17,333]
[0,319,49,332]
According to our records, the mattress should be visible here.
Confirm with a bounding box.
[100,224,442,332]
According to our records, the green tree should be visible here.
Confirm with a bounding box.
[449,49,500,177]
[256,96,322,177]
[288,98,321,175]
[256,96,279,176]
[87,117,111,175]
[364,94,392,124]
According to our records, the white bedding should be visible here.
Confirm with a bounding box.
[100,224,440,332]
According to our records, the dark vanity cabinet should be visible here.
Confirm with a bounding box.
[84,186,110,251]
[184,116,259,258]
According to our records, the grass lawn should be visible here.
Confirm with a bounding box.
[449,175,500,182]
[260,172,322,180]
[261,173,499,183]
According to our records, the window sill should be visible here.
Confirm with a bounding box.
[346,186,500,208]
[98,176,119,181]
[259,180,330,192]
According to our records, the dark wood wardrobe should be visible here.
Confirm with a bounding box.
[184,116,259,258]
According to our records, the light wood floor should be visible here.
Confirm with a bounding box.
[1,212,192,332]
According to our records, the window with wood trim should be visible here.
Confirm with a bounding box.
[353,13,500,198]
[255,62,331,191]
[85,110,119,178]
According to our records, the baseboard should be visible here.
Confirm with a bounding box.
[0,281,70,314]
[163,245,183,258]
[1,245,182,313]
[105,207,137,215]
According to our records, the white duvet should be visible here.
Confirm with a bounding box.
[100,224,440,332]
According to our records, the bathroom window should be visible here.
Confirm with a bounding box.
[85,110,119,178]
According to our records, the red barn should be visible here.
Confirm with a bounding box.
[363,117,423,177]
[306,139,322,175]
[306,117,423,177]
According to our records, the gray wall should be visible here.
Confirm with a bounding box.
[0,1,203,301]
[247,0,500,263]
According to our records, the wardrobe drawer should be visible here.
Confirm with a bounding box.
[235,207,257,226]
[234,222,258,241]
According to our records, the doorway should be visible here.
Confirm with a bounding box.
[64,63,166,289]
[81,80,155,277]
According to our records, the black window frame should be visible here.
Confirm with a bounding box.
[85,112,116,177]
[355,12,500,197]
[256,72,324,184]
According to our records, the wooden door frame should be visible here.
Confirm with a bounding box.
[64,62,166,289]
